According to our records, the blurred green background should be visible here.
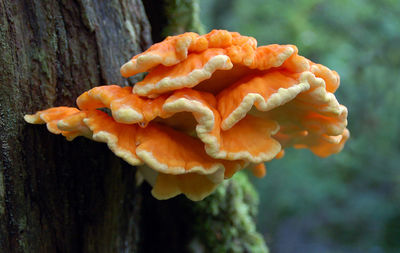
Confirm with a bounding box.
[200,0,400,252]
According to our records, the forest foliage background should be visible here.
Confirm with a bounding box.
[200,0,400,252]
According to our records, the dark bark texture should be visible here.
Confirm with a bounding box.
[0,0,151,252]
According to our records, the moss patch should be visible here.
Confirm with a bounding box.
[164,0,205,36]
[190,172,269,253]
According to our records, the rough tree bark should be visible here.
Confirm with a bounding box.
[1,0,151,252]
[0,1,268,252]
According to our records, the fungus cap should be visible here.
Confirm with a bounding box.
[25,30,349,200]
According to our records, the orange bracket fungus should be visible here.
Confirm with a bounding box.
[25,30,349,201]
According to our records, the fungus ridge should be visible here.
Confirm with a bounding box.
[68,85,285,164]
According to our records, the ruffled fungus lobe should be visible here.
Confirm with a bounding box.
[25,30,349,201]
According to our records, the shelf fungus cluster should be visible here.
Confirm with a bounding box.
[25,30,349,201]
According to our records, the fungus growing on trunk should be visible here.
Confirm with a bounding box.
[25,30,349,201]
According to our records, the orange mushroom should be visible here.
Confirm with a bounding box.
[25,30,349,201]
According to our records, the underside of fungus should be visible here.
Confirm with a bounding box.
[25,30,349,201]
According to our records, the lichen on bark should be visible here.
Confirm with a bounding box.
[190,172,269,253]
[163,0,205,35]
[143,0,205,43]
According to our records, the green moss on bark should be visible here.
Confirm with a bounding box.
[190,172,269,253]
[164,0,205,36]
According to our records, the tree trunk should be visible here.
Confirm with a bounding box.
[0,1,268,252]
[0,0,150,252]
